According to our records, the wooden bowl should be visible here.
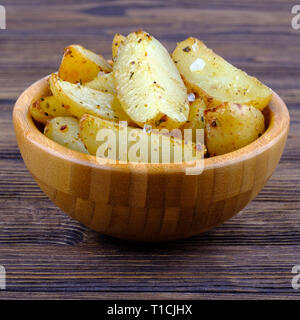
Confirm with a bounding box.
[13,76,290,242]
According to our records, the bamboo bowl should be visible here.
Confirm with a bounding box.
[13,76,289,242]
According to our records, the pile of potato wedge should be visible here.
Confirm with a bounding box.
[30,30,271,162]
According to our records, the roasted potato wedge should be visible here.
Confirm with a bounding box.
[49,73,127,122]
[181,98,206,141]
[172,38,272,111]
[112,33,126,60]
[39,32,270,160]
[44,117,89,154]
[80,114,203,164]
[38,95,72,117]
[29,98,53,124]
[84,72,116,94]
[111,96,135,125]
[113,31,189,130]
[204,103,265,156]
[58,44,112,83]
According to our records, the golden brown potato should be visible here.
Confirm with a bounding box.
[39,33,269,160]
[58,44,112,84]
[111,96,135,126]
[29,98,53,124]
[204,103,265,156]
[84,72,116,94]
[49,74,125,122]
[44,117,89,154]
[181,98,206,141]
[112,33,126,60]
[38,95,72,117]
[172,38,272,111]
[80,114,203,164]
[113,30,190,130]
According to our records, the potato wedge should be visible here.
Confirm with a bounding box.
[49,74,125,122]
[38,95,72,117]
[113,30,189,130]
[172,38,272,111]
[29,98,53,124]
[181,98,206,141]
[84,72,116,94]
[44,117,89,154]
[112,33,126,60]
[58,44,112,83]
[204,103,265,156]
[80,114,203,164]
[111,96,135,125]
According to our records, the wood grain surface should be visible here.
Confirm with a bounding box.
[0,0,300,299]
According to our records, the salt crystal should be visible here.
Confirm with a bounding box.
[192,42,198,52]
[188,93,196,102]
[190,58,206,72]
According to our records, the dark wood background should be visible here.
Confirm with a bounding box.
[0,0,300,299]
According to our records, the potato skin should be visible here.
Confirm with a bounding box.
[58,44,112,84]
[44,117,89,154]
[29,98,53,124]
[113,31,189,130]
[204,103,265,156]
[172,37,272,111]
[39,95,72,117]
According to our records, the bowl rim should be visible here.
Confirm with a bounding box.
[13,75,290,174]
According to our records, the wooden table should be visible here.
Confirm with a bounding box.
[0,0,299,300]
